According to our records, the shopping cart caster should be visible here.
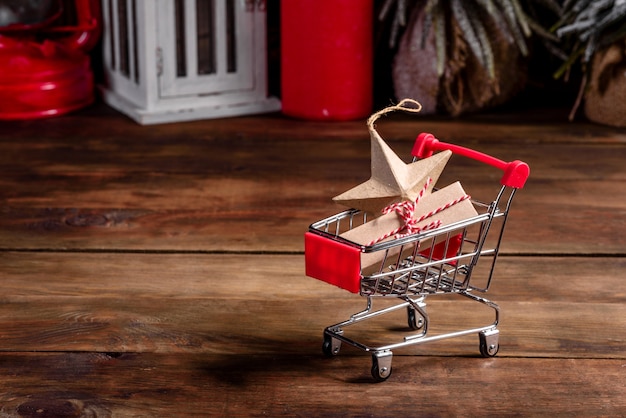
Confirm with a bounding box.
[371,351,393,382]
[479,329,500,357]
[407,306,425,330]
[322,333,342,357]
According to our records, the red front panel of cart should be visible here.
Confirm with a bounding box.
[304,232,362,294]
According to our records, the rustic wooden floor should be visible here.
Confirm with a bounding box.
[0,103,625,416]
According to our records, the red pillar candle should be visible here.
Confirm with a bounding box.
[281,0,373,121]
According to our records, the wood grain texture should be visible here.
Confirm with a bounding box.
[0,106,625,254]
[0,253,623,358]
[0,353,624,417]
[0,104,624,415]
[0,253,623,303]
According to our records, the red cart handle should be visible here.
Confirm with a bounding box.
[412,133,530,189]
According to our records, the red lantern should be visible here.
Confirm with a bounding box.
[0,0,101,120]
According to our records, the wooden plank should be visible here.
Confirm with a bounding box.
[0,135,624,253]
[2,104,625,145]
[0,178,623,254]
[2,118,624,185]
[0,253,623,303]
[0,253,623,358]
[1,296,623,358]
[0,353,624,416]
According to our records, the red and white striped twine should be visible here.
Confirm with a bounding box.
[367,178,471,246]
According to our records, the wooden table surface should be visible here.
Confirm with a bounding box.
[0,104,625,416]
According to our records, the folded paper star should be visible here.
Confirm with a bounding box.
[333,129,451,215]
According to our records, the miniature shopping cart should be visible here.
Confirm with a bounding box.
[305,133,529,381]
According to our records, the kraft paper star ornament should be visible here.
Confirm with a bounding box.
[333,130,452,215]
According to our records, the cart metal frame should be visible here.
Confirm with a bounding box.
[305,133,529,381]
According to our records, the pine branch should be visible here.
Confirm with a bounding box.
[591,3,626,35]
[434,4,446,77]
[451,0,489,73]
[379,0,416,48]
[512,0,532,37]
[556,0,626,65]
[525,16,560,43]
[494,0,529,55]
[468,4,496,79]
[381,0,563,81]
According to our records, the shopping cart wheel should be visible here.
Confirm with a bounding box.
[322,334,341,357]
[407,306,425,330]
[371,351,393,382]
[479,329,500,357]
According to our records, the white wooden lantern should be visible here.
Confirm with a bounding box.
[100,0,280,124]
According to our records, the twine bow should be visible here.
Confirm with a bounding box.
[367,201,441,246]
[367,177,471,246]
